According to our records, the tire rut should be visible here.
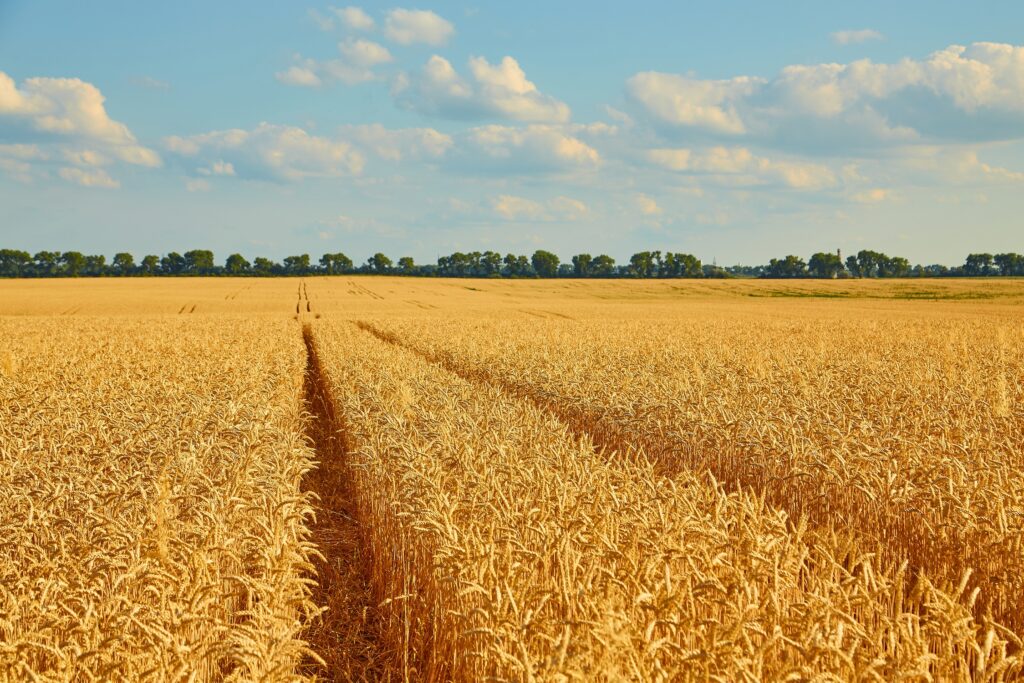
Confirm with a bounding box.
[301,324,393,681]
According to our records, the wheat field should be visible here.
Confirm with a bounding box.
[1,277,1022,681]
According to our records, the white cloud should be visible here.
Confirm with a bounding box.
[647,146,837,190]
[549,195,589,220]
[635,193,662,215]
[0,143,47,160]
[309,6,375,31]
[462,124,600,171]
[164,123,364,181]
[336,6,374,31]
[626,72,759,134]
[492,194,588,220]
[276,65,322,87]
[493,194,543,219]
[852,188,892,203]
[197,160,236,176]
[342,123,452,161]
[627,42,1024,148]
[339,39,392,67]
[899,146,1024,185]
[384,9,454,46]
[0,71,159,187]
[0,71,160,167]
[59,166,119,188]
[832,29,883,46]
[396,55,570,122]
[277,40,392,88]
[185,178,212,192]
[62,148,110,166]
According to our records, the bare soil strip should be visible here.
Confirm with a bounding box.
[301,325,393,681]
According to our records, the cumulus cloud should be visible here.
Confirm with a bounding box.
[59,166,119,188]
[832,29,883,46]
[277,39,392,88]
[492,194,588,220]
[626,72,759,134]
[384,9,454,46]
[899,146,1024,185]
[459,124,600,172]
[164,123,364,181]
[0,71,159,187]
[340,39,393,67]
[309,6,375,31]
[197,160,236,176]
[341,123,452,161]
[647,146,837,189]
[396,55,570,122]
[276,64,323,87]
[627,42,1024,148]
[0,72,160,166]
[337,6,374,31]
[635,193,662,215]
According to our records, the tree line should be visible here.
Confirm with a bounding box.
[0,247,1021,279]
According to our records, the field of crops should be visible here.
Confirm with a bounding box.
[1,277,1022,681]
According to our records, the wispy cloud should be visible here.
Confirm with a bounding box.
[831,29,883,45]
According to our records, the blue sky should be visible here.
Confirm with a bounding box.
[1,1,1023,265]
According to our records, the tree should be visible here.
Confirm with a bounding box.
[572,253,593,276]
[592,254,616,277]
[882,256,910,278]
[480,251,502,276]
[680,254,702,278]
[84,254,107,276]
[766,255,807,278]
[140,255,160,275]
[367,252,392,273]
[320,253,352,274]
[531,250,560,278]
[33,251,61,276]
[808,252,845,278]
[184,249,215,274]
[61,251,86,277]
[994,253,1024,276]
[845,254,861,277]
[516,255,533,276]
[840,250,910,278]
[283,254,311,275]
[397,256,416,274]
[161,252,186,274]
[252,257,277,275]
[662,252,702,278]
[964,253,995,276]
[0,249,32,277]
[628,251,656,278]
[225,253,250,274]
[112,252,135,275]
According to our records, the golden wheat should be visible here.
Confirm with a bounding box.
[0,316,319,681]
[367,313,1024,637]
[307,320,1021,681]
[3,276,1023,681]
